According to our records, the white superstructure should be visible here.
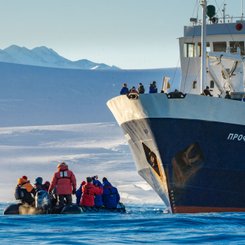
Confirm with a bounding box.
[179,7,245,97]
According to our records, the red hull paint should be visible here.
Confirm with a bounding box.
[173,206,245,213]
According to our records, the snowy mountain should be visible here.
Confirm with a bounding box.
[0,45,119,70]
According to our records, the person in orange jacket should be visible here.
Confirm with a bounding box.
[48,162,76,207]
[15,176,35,205]
[80,177,103,207]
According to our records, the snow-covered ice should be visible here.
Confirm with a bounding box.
[0,122,161,204]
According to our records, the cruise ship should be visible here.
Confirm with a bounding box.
[107,1,245,213]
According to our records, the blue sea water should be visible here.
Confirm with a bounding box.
[0,203,244,244]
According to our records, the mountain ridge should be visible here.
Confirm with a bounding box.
[0,45,120,70]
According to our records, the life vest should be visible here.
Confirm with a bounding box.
[49,168,76,195]
[57,170,72,181]
[15,186,24,200]
[15,184,35,205]
[35,190,50,210]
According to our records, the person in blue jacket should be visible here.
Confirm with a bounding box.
[102,177,120,209]
[76,181,86,205]
[149,81,158,93]
[93,178,104,208]
[120,83,129,95]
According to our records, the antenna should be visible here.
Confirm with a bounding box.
[222,3,227,23]
[200,0,207,94]
[242,0,244,20]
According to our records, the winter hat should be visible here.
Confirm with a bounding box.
[102,177,112,186]
[22,176,28,180]
[86,177,92,183]
[35,177,43,185]
[57,162,67,168]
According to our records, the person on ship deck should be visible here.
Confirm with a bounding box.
[203,86,213,96]
[149,81,158,93]
[120,83,129,95]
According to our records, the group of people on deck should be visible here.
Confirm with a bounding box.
[120,81,158,95]
[15,162,120,211]
[120,82,236,99]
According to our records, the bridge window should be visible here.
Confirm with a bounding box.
[197,42,210,56]
[230,41,245,55]
[210,80,214,88]
[192,81,197,89]
[213,42,226,52]
[184,43,195,57]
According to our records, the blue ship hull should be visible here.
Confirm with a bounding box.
[107,93,245,213]
[122,118,245,213]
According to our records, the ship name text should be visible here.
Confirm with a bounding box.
[227,133,245,142]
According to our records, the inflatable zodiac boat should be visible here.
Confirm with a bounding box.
[4,202,126,215]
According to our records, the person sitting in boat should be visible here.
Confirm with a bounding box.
[203,86,213,96]
[102,177,120,209]
[149,81,158,93]
[48,162,77,207]
[34,177,44,192]
[92,175,98,181]
[93,178,104,208]
[120,83,129,95]
[15,176,36,206]
[35,188,51,213]
[42,181,50,192]
[80,177,103,208]
[75,180,86,205]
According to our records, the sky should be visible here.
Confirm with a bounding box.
[0,0,243,69]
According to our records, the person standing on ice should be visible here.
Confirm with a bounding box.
[48,162,76,207]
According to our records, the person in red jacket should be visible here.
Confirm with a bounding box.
[80,177,103,207]
[48,162,76,207]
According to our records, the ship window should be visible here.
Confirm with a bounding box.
[230,41,245,55]
[213,42,226,52]
[184,43,195,57]
[192,81,197,89]
[210,80,214,88]
[197,42,210,56]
